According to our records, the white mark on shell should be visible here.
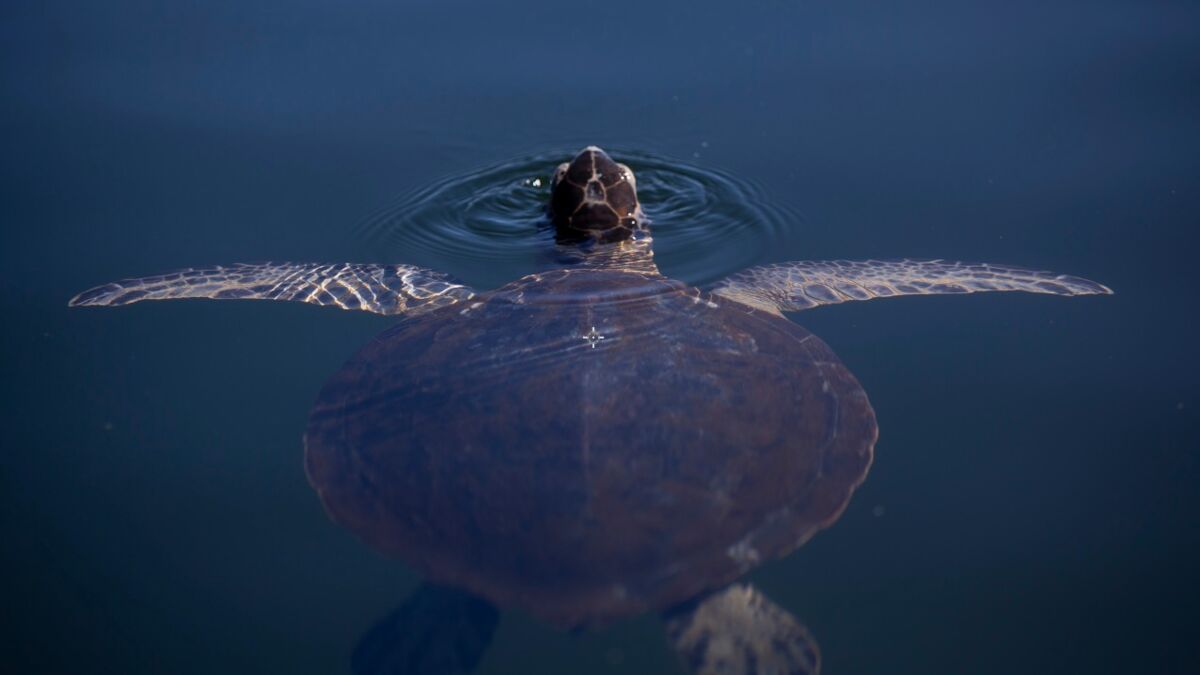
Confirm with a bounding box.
[581,326,606,348]
[726,539,761,570]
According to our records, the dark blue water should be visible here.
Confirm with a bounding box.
[3,1,1197,673]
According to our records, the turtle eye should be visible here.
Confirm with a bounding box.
[552,162,569,187]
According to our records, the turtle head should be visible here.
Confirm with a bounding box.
[550,146,643,243]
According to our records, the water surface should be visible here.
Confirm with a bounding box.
[2,1,1197,673]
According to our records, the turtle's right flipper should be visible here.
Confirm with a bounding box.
[711,259,1111,314]
[664,583,820,675]
[68,262,475,316]
[352,583,499,675]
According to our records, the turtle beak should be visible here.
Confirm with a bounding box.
[564,146,613,184]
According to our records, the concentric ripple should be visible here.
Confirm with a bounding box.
[354,149,796,287]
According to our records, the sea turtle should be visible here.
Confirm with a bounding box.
[70,146,1110,675]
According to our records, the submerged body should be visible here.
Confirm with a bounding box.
[69,146,1110,674]
[304,268,876,626]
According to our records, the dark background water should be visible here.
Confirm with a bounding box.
[3,1,1197,673]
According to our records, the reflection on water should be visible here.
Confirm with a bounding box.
[353,149,797,287]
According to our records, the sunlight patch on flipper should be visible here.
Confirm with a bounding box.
[712,259,1112,313]
[69,262,476,316]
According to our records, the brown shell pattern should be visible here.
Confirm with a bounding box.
[304,269,877,627]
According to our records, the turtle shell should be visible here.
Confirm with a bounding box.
[303,269,877,627]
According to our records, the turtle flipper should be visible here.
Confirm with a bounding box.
[68,262,475,316]
[352,583,499,675]
[712,259,1111,313]
[664,583,820,675]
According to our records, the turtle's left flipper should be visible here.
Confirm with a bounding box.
[68,262,475,316]
[711,259,1111,314]
[352,583,499,675]
[664,583,820,675]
